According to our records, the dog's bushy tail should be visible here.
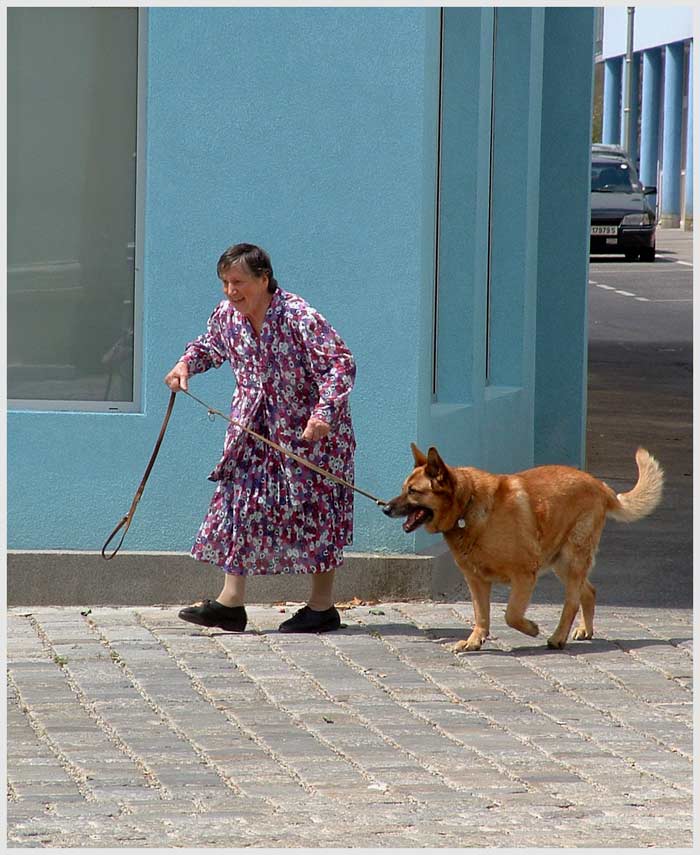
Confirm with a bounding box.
[607,448,664,523]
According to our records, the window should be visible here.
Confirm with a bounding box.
[7,8,142,411]
[594,8,604,59]
[591,160,638,193]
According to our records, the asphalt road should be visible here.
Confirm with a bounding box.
[539,230,693,609]
[588,240,693,347]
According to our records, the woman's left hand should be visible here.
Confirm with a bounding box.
[301,417,331,441]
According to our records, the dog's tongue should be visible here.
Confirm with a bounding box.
[403,509,425,532]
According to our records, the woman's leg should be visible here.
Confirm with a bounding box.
[217,573,246,607]
[278,568,339,632]
[179,570,247,631]
[308,568,335,611]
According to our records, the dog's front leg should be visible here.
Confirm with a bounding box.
[454,572,491,652]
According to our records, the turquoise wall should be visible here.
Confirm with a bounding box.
[8,7,435,553]
[535,7,594,466]
[8,6,594,557]
[414,7,548,553]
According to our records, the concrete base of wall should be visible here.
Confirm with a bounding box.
[659,214,681,228]
[7,550,474,607]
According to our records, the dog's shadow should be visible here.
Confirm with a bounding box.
[336,621,692,657]
[203,621,692,658]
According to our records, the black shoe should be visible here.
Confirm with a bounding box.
[278,605,341,634]
[178,599,247,632]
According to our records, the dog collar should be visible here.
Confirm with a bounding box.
[455,496,472,529]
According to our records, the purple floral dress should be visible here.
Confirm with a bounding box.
[180,288,356,576]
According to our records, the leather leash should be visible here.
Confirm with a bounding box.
[182,389,386,506]
[102,389,386,560]
[101,391,177,560]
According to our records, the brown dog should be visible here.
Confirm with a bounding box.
[383,445,663,651]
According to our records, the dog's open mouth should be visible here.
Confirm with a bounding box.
[403,507,433,533]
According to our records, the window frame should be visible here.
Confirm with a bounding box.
[8,9,146,414]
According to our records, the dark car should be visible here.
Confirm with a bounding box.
[590,152,657,262]
[591,143,630,158]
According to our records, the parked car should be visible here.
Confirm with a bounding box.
[590,149,657,262]
[591,143,630,159]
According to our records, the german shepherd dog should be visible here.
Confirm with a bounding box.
[383,445,663,651]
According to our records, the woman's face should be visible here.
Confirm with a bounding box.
[220,263,270,318]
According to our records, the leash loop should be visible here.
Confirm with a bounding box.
[101,515,130,561]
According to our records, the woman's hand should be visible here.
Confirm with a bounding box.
[164,361,189,392]
[301,417,330,441]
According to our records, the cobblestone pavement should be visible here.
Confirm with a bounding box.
[6,601,693,848]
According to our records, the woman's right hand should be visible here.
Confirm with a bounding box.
[164,361,189,392]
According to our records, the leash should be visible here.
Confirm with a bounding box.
[102,389,386,560]
[101,391,177,560]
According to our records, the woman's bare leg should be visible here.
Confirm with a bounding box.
[217,573,246,607]
[308,569,335,611]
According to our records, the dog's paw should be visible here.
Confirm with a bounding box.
[523,620,540,637]
[572,627,593,641]
[546,636,567,650]
[453,636,484,653]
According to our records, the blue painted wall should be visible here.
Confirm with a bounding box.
[418,6,548,485]
[8,6,595,557]
[535,7,594,467]
[9,7,434,553]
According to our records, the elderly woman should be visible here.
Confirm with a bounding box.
[164,243,356,633]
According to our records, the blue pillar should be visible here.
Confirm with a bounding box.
[602,57,622,144]
[536,6,595,467]
[621,53,640,161]
[640,48,662,193]
[660,42,684,227]
[684,46,693,230]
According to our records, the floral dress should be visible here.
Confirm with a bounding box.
[180,288,356,576]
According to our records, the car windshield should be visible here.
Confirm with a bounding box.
[591,161,637,193]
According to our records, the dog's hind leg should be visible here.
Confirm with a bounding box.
[548,550,594,649]
[504,572,540,638]
[549,512,602,648]
[572,579,596,641]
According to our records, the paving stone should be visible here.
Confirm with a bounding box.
[6,603,693,847]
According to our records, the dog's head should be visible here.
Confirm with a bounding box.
[383,444,462,534]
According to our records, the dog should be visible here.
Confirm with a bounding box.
[383,445,663,651]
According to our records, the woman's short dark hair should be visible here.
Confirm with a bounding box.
[217,243,278,293]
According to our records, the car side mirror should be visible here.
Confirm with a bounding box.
[643,186,657,195]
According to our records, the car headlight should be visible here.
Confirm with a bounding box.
[621,212,652,226]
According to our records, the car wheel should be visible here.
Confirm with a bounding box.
[624,250,640,262]
[639,247,656,262]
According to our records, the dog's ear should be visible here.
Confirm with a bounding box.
[426,447,451,484]
[411,443,427,467]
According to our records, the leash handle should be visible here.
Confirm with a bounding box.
[101,391,177,560]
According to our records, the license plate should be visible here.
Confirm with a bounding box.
[591,225,618,236]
